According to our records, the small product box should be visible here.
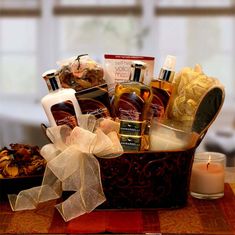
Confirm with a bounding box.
[75,83,112,119]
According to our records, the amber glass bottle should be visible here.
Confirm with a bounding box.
[113,61,152,122]
[113,61,152,151]
[150,55,176,121]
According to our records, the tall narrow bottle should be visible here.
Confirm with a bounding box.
[150,55,176,121]
[41,69,82,129]
[113,61,152,151]
[114,61,152,121]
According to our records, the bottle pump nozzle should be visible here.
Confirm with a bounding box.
[163,55,176,71]
[159,55,176,82]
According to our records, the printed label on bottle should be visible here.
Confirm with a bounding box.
[118,108,141,121]
[51,100,78,129]
[151,88,170,118]
[117,93,144,121]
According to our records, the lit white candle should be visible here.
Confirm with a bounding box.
[190,152,225,199]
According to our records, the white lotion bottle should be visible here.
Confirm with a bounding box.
[41,69,82,129]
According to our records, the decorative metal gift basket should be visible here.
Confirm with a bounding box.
[0,54,225,222]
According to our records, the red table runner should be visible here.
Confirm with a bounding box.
[0,183,235,234]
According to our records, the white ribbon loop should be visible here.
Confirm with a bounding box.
[8,115,123,221]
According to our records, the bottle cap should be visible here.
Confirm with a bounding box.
[42,69,57,80]
[130,60,147,83]
[42,69,61,91]
[131,60,147,69]
[159,55,176,82]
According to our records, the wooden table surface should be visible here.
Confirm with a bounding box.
[0,168,234,234]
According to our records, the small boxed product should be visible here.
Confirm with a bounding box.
[104,54,155,95]
[75,83,112,118]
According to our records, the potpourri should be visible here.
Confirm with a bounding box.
[0,144,46,178]
[57,54,105,91]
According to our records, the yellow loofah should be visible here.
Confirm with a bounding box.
[166,64,223,132]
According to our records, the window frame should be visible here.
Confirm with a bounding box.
[0,0,234,103]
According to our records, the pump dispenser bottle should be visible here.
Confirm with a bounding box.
[41,69,81,129]
[150,55,176,120]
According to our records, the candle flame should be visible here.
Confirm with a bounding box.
[206,155,211,170]
[208,155,211,162]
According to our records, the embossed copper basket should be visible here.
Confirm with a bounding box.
[98,86,225,209]
[98,135,199,209]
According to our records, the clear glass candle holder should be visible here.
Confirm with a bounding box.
[190,152,225,199]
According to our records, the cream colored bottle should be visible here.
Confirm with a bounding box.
[41,69,82,129]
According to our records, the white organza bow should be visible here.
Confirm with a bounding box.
[8,115,123,222]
